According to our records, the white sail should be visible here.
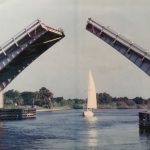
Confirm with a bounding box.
[87,70,97,109]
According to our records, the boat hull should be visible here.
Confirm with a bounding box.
[83,110,94,117]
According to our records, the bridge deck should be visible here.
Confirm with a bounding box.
[0,20,64,91]
[86,18,150,76]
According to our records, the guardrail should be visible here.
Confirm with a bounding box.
[87,18,150,60]
[0,19,41,54]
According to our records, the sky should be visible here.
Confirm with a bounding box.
[0,0,150,99]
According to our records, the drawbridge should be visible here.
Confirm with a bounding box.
[0,19,64,92]
[86,18,150,77]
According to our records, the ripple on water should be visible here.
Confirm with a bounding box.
[0,109,149,150]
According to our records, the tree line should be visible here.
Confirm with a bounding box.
[4,87,150,109]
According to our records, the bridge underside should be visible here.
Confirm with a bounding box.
[0,20,64,91]
[86,19,150,77]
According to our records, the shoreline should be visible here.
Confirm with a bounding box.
[36,107,148,112]
[36,107,71,112]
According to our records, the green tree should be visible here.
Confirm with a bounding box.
[36,87,53,108]
[21,91,36,105]
[4,90,23,105]
[97,93,112,104]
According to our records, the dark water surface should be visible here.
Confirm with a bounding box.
[0,109,149,150]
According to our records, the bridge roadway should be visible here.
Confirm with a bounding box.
[0,19,64,91]
[86,18,150,77]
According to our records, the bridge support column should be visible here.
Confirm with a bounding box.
[0,92,4,108]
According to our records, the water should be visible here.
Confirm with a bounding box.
[0,109,149,150]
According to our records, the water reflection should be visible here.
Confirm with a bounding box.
[0,110,148,150]
[139,129,150,150]
[0,122,6,150]
[0,122,4,128]
[86,117,98,148]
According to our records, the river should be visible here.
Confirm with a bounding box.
[0,109,149,150]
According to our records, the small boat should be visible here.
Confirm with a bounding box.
[83,70,97,117]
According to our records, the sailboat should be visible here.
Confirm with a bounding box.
[83,70,97,117]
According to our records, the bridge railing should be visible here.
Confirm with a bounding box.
[87,18,150,60]
[41,23,64,36]
[0,19,41,54]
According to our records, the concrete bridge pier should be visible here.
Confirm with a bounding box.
[0,92,3,108]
